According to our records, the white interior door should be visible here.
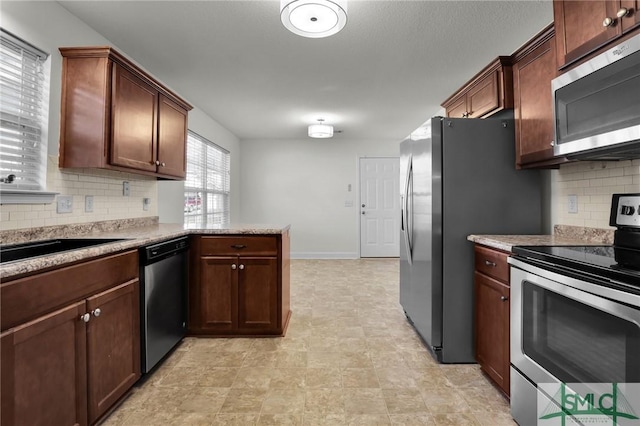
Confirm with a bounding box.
[360,157,400,257]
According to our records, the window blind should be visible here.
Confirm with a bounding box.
[184,131,230,227]
[0,29,48,191]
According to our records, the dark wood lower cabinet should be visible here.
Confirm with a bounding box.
[87,280,140,424]
[1,301,88,426]
[475,272,510,395]
[1,250,140,426]
[474,244,510,397]
[189,234,290,336]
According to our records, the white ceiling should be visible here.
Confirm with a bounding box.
[57,0,554,141]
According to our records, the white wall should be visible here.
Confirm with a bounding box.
[0,1,240,229]
[239,138,398,258]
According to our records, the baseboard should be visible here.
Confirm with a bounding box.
[291,252,359,259]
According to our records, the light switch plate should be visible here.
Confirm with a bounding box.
[57,195,73,213]
[143,197,150,211]
[123,181,130,196]
[85,195,94,212]
[568,194,578,214]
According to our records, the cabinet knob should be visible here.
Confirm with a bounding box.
[91,308,101,317]
[617,7,630,18]
[550,140,555,147]
[239,264,245,270]
[231,264,237,270]
[461,112,470,118]
[484,260,497,267]
[155,160,161,166]
[603,16,616,27]
[161,162,166,167]
[80,313,91,323]
[501,296,509,301]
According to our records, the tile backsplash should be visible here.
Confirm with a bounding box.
[552,159,640,229]
[0,156,157,231]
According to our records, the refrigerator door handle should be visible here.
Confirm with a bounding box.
[403,155,413,264]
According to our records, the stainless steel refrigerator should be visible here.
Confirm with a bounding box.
[399,115,541,363]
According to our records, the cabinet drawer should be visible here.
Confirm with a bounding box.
[474,245,510,283]
[200,236,278,256]
[1,250,138,331]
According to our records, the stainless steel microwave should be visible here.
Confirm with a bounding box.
[552,33,640,160]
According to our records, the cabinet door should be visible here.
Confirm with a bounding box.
[237,257,278,331]
[474,272,510,396]
[445,95,468,118]
[199,256,238,331]
[157,95,188,179]
[467,72,500,118]
[1,301,88,426]
[86,279,140,424]
[620,0,640,32]
[111,63,158,172]
[514,34,558,167]
[554,0,621,68]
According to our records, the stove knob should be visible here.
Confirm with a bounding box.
[621,205,636,215]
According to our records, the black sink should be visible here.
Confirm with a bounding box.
[0,238,128,264]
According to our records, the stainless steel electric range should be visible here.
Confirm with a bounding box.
[508,193,640,426]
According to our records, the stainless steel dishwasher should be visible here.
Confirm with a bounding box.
[139,236,189,373]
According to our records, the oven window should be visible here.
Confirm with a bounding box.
[522,281,640,383]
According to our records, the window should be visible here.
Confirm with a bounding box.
[0,29,49,197]
[184,131,230,227]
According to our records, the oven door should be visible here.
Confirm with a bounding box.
[510,258,640,388]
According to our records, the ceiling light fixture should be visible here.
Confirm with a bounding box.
[308,119,334,138]
[280,0,347,38]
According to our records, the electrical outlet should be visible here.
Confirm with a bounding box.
[123,181,130,196]
[85,195,94,212]
[56,195,73,214]
[143,197,150,211]
[568,194,578,214]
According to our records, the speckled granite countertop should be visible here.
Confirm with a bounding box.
[0,222,290,280]
[467,234,606,252]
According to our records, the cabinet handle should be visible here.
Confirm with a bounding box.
[239,264,245,270]
[80,313,91,323]
[550,140,555,147]
[155,160,160,166]
[161,162,166,167]
[603,16,616,27]
[231,244,246,249]
[617,7,630,18]
[501,296,509,301]
[231,264,237,270]
[91,308,101,317]
[484,260,497,267]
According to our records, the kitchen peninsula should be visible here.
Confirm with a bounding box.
[0,219,290,426]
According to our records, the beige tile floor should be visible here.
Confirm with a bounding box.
[101,259,515,425]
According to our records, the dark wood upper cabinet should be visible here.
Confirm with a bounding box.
[512,25,570,169]
[442,57,513,119]
[59,46,192,180]
[554,0,640,69]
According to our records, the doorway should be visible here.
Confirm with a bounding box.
[359,157,400,257]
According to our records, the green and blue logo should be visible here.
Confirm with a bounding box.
[538,383,640,426]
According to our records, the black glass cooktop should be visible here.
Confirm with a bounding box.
[512,245,640,287]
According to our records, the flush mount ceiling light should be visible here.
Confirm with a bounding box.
[280,0,348,38]
[308,119,334,138]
